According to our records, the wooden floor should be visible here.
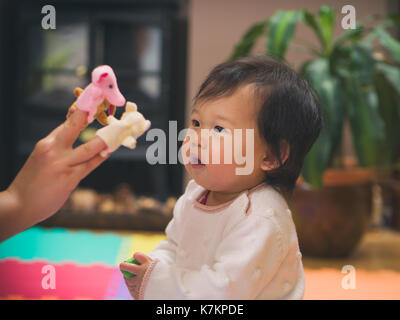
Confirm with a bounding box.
[303,228,400,271]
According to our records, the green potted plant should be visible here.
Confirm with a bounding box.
[370,20,400,231]
[228,6,400,257]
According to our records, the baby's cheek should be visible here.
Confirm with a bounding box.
[232,137,246,166]
[211,140,238,175]
[207,162,237,185]
[233,129,256,167]
[207,134,234,165]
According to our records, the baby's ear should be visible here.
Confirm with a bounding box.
[260,156,277,171]
[260,140,290,171]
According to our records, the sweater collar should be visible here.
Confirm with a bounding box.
[187,180,267,214]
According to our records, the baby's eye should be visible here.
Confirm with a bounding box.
[191,119,200,127]
[109,84,113,89]
[214,125,225,133]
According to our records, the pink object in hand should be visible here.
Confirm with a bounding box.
[75,65,126,123]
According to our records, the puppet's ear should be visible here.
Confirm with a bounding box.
[126,101,137,112]
[96,72,109,84]
[74,87,84,97]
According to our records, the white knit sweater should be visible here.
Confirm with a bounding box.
[139,179,305,300]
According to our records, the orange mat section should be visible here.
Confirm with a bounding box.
[303,268,400,300]
[301,229,400,299]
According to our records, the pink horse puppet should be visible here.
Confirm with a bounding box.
[76,65,126,123]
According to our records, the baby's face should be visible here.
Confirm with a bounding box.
[183,85,268,193]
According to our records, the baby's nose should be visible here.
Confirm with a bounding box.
[186,128,201,147]
[196,130,210,150]
[190,139,203,155]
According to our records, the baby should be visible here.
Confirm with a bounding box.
[120,55,322,300]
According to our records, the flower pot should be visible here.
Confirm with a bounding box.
[322,167,376,186]
[290,168,373,258]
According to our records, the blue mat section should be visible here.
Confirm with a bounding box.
[0,227,123,266]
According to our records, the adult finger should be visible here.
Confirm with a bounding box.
[56,108,89,147]
[67,136,107,166]
[71,150,110,182]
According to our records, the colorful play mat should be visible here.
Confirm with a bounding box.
[1,227,400,299]
[0,227,165,300]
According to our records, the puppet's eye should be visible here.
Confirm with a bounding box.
[109,84,113,89]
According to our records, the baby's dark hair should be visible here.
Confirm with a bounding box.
[193,55,323,198]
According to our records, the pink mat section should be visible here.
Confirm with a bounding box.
[0,259,115,300]
[2,259,400,299]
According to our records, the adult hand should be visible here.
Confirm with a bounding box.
[1,109,108,242]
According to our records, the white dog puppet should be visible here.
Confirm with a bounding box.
[96,101,151,157]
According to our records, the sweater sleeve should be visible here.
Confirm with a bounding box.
[141,210,286,300]
[146,226,178,265]
[146,193,185,264]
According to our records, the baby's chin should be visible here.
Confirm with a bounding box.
[193,178,229,192]
[185,163,235,192]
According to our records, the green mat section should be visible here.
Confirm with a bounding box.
[0,227,123,266]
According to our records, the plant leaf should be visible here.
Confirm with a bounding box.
[318,5,336,55]
[301,58,345,188]
[228,20,268,61]
[375,26,400,63]
[300,6,336,56]
[302,9,324,49]
[351,43,376,84]
[376,62,400,97]
[333,25,364,49]
[331,43,376,84]
[333,43,385,166]
[345,77,385,167]
[389,13,400,26]
[374,68,400,166]
[301,129,330,189]
[266,10,302,60]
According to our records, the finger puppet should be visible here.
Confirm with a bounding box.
[67,87,117,126]
[67,65,125,124]
[96,102,151,157]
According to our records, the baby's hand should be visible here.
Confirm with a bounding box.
[119,252,153,300]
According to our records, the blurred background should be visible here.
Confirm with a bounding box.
[0,0,399,300]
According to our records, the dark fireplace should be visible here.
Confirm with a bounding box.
[0,0,188,231]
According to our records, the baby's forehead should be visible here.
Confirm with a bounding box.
[191,85,262,125]
[192,84,259,112]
